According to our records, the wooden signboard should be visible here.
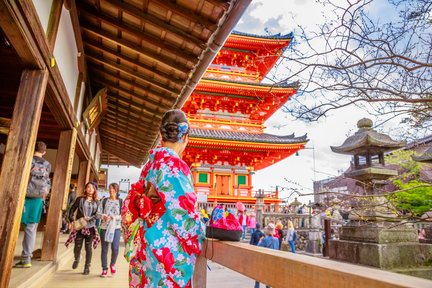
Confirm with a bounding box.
[82,87,108,130]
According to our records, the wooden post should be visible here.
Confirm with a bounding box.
[41,129,77,261]
[0,70,48,288]
[193,249,207,288]
[324,218,331,257]
[247,173,252,197]
[76,160,90,196]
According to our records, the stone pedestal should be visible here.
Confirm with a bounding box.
[305,230,321,255]
[329,224,432,279]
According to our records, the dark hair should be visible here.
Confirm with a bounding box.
[84,181,98,200]
[159,109,189,143]
[109,182,120,198]
[35,141,47,153]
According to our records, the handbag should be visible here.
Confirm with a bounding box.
[205,205,242,241]
[73,217,88,230]
[73,198,88,230]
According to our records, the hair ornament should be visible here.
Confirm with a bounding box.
[177,122,189,142]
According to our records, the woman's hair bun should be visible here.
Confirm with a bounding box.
[160,109,189,142]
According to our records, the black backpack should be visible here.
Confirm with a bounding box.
[26,157,51,198]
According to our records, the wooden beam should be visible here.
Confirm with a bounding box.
[102,116,153,137]
[78,2,200,61]
[0,69,48,288]
[68,0,86,80]
[201,240,432,288]
[102,145,142,166]
[108,0,207,48]
[91,76,171,111]
[99,124,152,147]
[0,1,43,67]
[41,129,77,261]
[84,39,186,82]
[106,99,163,123]
[80,24,190,74]
[104,112,154,131]
[100,136,148,155]
[88,63,179,102]
[46,0,64,51]
[151,1,218,32]
[86,54,181,96]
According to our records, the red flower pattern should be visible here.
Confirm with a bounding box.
[178,193,196,213]
[152,247,175,274]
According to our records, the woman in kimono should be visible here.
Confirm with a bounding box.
[122,109,205,288]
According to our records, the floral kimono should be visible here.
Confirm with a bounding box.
[122,147,205,288]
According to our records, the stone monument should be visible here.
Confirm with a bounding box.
[328,118,432,279]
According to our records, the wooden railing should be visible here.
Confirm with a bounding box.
[193,240,432,288]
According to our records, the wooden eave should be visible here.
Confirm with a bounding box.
[77,0,251,166]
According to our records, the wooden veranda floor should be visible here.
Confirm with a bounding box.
[11,232,254,287]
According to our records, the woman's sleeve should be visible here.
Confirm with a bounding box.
[156,168,205,255]
[68,197,80,222]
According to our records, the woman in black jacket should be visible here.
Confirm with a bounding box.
[66,182,100,275]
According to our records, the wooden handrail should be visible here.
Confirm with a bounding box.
[193,239,432,288]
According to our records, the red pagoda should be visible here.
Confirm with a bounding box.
[182,31,308,207]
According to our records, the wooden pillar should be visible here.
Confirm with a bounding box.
[247,173,252,197]
[209,167,215,196]
[41,129,77,261]
[76,160,90,196]
[0,70,48,288]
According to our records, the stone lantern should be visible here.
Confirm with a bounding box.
[330,118,406,221]
[328,118,432,277]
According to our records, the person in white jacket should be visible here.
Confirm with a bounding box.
[97,183,123,277]
[286,220,296,253]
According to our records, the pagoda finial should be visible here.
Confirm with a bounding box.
[357,118,373,130]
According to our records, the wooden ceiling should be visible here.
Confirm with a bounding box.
[77,0,251,167]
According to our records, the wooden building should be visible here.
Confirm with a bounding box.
[182,31,308,207]
[0,0,251,286]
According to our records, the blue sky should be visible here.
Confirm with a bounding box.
[105,0,401,204]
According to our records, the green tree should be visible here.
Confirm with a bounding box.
[385,150,432,217]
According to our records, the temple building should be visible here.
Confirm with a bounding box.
[182,31,308,208]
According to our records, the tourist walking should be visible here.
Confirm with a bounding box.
[286,220,296,253]
[66,182,100,275]
[247,211,257,235]
[122,109,205,288]
[239,210,248,240]
[250,223,264,246]
[14,141,51,268]
[275,222,284,250]
[255,223,279,288]
[97,183,122,277]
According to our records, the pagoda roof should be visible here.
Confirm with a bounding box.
[331,118,406,155]
[231,30,294,40]
[199,77,299,89]
[212,30,294,80]
[190,128,307,144]
[185,78,298,121]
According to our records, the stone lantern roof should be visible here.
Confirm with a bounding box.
[289,197,302,207]
[412,145,432,163]
[330,118,406,155]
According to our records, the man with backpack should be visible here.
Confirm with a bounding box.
[14,141,51,268]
